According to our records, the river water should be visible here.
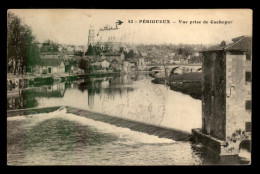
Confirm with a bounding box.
[7,72,250,165]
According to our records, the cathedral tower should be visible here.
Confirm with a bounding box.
[88,25,95,46]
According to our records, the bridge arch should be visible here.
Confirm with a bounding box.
[239,139,251,153]
[148,66,165,74]
[197,68,202,72]
[148,66,162,71]
[170,67,180,75]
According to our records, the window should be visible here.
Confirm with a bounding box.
[245,122,251,132]
[245,100,252,110]
[42,69,47,74]
[246,72,251,82]
[48,67,52,73]
[246,52,251,61]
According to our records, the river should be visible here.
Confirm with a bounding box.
[7,72,250,165]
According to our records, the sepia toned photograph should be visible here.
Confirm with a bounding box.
[6,9,252,165]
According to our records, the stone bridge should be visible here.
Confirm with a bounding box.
[146,64,202,75]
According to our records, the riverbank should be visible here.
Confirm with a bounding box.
[7,72,122,93]
[7,71,141,82]
[151,73,202,100]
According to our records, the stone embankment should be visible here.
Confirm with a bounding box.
[151,72,202,100]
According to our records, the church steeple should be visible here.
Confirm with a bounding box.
[88,25,95,46]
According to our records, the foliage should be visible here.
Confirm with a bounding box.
[178,47,194,56]
[65,59,77,72]
[85,44,95,56]
[190,55,203,63]
[29,77,54,87]
[119,47,124,53]
[78,58,89,72]
[74,51,84,57]
[26,40,40,70]
[124,50,138,59]
[227,129,248,143]
[40,40,59,52]
[7,12,40,74]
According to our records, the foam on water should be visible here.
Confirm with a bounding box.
[8,108,175,144]
[7,107,66,121]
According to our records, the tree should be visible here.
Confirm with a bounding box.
[7,12,39,75]
[25,36,40,72]
[78,58,89,73]
[125,50,134,59]
[178,48,183,55]
[119,47,124,53]
[183,47,193,57]
[85,44,95,56]
[93,46,100,55]
[190,55,203,63]
[41,40,59,52]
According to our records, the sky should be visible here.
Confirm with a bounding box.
[9,9,252,46]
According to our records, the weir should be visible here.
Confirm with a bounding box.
[7,106,191,142]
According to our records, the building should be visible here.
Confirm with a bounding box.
[91,61,101,67]
[137,58,146,71]
[128,60,138,71]
[87,26,131,53]
[172,55,181,64]
[100,52,125,63]
[75,45,87,52]
[192,36,252,156]
[64,60,78,73]
[88,26,95,46]
[66,45,75,52]
[99,44,106,51]
[100,59,110,69]
[180,57,189,64]
[169,52,176,57]
[122,60,131,72]
[140,51,148,57]
[40,52,60,59]
[193,52,200,57]
[33,59,65,74]
[110,59,121,71]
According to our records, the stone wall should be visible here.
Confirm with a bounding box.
[225,51,252,140]
[202,51,226,140]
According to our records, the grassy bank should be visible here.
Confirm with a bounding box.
[151,73,202,100]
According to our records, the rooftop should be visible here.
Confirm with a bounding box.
[39,59,64,66]
[101,52,122,56]
[201,36,252,52]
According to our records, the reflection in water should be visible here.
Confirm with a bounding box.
[78,74,138,110]
[6,73,142,110]
[7,83,66,110]
[7,90,38,110]
[7,73,201,132]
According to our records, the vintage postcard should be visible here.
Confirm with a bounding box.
[7,9,252,165]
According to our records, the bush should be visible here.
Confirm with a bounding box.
[32,77,54,86]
